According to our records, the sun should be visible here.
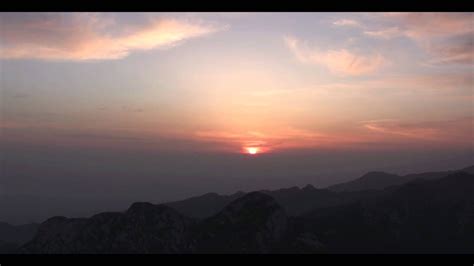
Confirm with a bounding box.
[245,147,259,155]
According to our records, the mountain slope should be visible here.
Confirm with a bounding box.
[302,171,474,253]
[0,222,39,253]
[164,185,379,219]
[22,203,196,253]
[18,166,474,253]
[327,171,413,192]
[165,191,245,219]
[21,192,291,254]
[326,165,474,192]
[0,222,39,244]
[191,192,289,253]
[164,166,473,219]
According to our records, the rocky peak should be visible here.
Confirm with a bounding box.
[302,184,316,191]
[193,192,288,253]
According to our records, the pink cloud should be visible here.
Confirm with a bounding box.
[363,27,403,39]
[332,19,362,28]
[311,72,472,99]
[362,117,473,144]
[424,37,473,65]
[363,13,473,65]
[363,120,440,140]
[285,36,387,76]
[0,13,225,61]
[194,128,344,152]
[383,12,472,40]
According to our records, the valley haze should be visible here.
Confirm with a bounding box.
[0,12,473,253]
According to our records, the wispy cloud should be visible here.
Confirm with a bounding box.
[361,117,474,143]
[332,19,362,28]
[425,35,473,65]
[194,128,340,152]
[383,12,472,40]
[192,125,424,153]
[362,119,440,140]
[363,27,403,39]
[307,72,473,105]
[0,13,226,61]
[362,13,473,65]
[284,36,387,76]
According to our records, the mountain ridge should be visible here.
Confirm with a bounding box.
[19,170,474,253]
[3,165,472,253]
[163,165,473,218]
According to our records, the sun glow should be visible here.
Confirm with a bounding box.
[245,147,259,155]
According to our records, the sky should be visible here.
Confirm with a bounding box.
[0,12,473,224]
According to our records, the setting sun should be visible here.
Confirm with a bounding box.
[0,11,473,255]
[246,147,259,155]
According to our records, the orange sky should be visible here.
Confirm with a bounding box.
[1,12,473,155]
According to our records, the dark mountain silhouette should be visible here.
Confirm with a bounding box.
[263,185,380,216]
[163,166,473,218]
[14,165,474,253]
[299,171,474,253]
[0,241,19,254]
[164,185,380,219]
[0,222,38,253]
[165,191,245,219]
[327,171,410,192]
[191,192,288,253]
[460,165,474,173]
[22,204,195,253]
[21,192,290,254]
[326,165,473,192]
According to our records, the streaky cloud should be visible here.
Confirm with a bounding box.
[332,19,362,28]
[0,13,226,61]
[284,35,387,76]
[363,13,474,65]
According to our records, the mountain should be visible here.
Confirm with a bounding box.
[21,192,291,254]
[15,166,474,253]
[300,171,474,253]
[326,165,473,192]
[263,185,379,216]
[0,222,39,244]
[165,191,245,219]
[164,185,380,219]
[22,203,195,253]
[327,171,412,192]
[163,166,473,219]
[0,222,38,253]
[191,192,289,253]
[460,165,474,174]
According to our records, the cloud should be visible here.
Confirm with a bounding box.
[0,13,225,61]
[363,27,403,39]
[3,91,29,99]
[332,19,361,28]
[54,132,149,142]
[285,36,387,76]
[193,127,374,153]
[193,116,474,153]
[194,128,335,152]
[425,35,474,65]
[383,12,472,40]
[363,13,473,65]
[361,117,474,143]
[362,119,440,140]
[311,72,473,101]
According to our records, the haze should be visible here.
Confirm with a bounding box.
[0,12,473,224]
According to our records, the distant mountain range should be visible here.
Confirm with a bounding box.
[299,171,474,253]
[327,165,474,192]
[165,165,474,218]
[2,165,473,253]
[0,222,38,254]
